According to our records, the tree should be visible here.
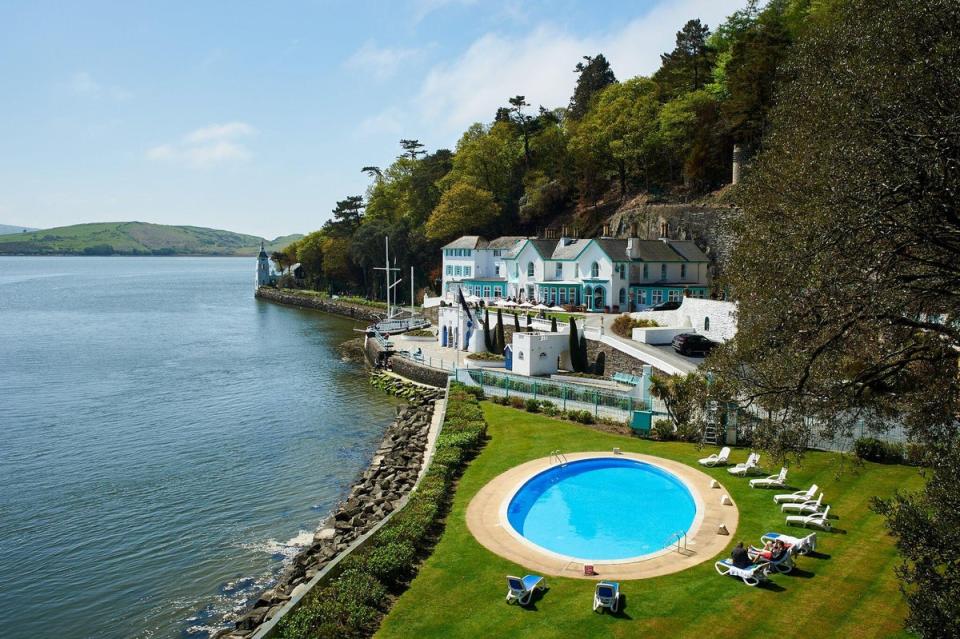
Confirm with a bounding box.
[578,332,588,374]
[650,373,705,431]
[325,196,364,237]
[513,312,520,332]
[425,182,499,242]
[495,309,505,354]
[550,317,558,332]
[483,310,492,351]
[654,19,714,99]
[294,231,325,287]
[361,166,383,182]
[568,54,617,120]
[706,0,960,631]
[508,95,534,167]
[568,316,581,372]
[399,139,426,160]
[593,351,605,376]
[441,122,523,216]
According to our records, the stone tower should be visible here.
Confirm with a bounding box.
[256,241,272,288]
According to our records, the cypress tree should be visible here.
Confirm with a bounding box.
[579,332,588,373]
[568,317,581,372]
[550,316,558,332]
[483,310,492,351]
[495,309,505,354]
[514,312,521,332]
[594,351,606,376]
[526,314,532,328]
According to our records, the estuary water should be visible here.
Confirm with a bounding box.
[0,257,398,639]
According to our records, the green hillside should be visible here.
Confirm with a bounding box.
[0,222,302,256]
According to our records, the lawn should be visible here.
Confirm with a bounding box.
[376,402,923,639]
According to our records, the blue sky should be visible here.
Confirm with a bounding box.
[0,0,745,239]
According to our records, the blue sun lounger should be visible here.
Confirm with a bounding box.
[505,574,545,605]
[593,581,620,613]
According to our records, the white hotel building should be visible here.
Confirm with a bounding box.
[441,234,711,312]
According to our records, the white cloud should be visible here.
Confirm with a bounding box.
[413,0,477,23]
[345,41,423,81]
[358,108,407,137]
[68,71,132,100]
[147,121,256,169]
[411,0,744,140]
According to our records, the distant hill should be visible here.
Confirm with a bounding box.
[0,224,39,235]
[0,222,302,256]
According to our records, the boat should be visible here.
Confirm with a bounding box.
[359,237,431,338]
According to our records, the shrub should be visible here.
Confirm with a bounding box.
[569,409,594,424]
[404,329,434,337]
[541,401,557,417]
[450,382,485,401]
[466,352,505,361]
[854,437,905,464]
[509,396,526,409]
[524,398,541,412]
[361,541,416,588]
[653,418,675,441]
[611,314,660,338]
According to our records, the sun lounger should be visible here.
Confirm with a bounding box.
[593,581,620,613]
[773,484,818,504]
[699,446,731,467]
[505,574,545,605]
[715,559,770,586]
[781,493,824,514]
[786,506,832,530]
[749,545,795,573]
[728,452,760,476]
[760,531,817,555]
[750,466,788,488]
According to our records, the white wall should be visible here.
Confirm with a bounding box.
[629,298,738,343]
[512,332,569,376]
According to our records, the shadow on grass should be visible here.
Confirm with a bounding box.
[805,550,831,560]
[759,580,787,592]
[785,567,816,579]
[603,594,632,620]
[516,586,549,611]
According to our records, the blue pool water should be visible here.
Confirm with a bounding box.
[506,458,697,561]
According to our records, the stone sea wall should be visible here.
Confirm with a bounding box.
[215,381,444,639]
[255,287,383,323]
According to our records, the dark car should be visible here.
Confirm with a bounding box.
[653,300,683,311]
[672,333,717,356]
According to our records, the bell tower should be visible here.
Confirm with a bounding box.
[256,241,272,287]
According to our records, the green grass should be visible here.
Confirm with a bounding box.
[376,402,921,639]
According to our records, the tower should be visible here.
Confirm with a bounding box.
[256,240,272,287]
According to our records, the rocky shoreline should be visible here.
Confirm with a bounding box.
[254,287,384,323]
[214,379,444,638]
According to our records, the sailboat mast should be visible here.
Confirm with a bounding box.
[384,236,390,319]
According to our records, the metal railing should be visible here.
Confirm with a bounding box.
[549,449,568,465]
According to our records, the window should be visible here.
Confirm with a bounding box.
[464,266,471,276]
[446,265,453,275]
[559,288,567,304]
[643,264,649,280]
[555,263,563,278]
[464,249,471,257]
[704,317,710,331]
[661,264,667,280]
[591,262,599,278]
[616,264,626,279]
[495,264,500,277]
[483,286,491,298]
[574,264,579,278]
[527,261,535,277]
[668,290,680,301]
[652,289,663,304]
[493,249,502,256]
[569,287,577,304]
[681,264,687,278]
[619,288,626,304]
[454,266,462,276]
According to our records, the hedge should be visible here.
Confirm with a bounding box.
[273,383,487,639]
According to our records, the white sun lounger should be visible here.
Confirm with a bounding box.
[786,506,831,530]
[748,544,795,573]
[760,531,817,555]
[750,466,788,488]
[593,581,620,613]
[505,574,545,605]
[728,452,760,476]
[774,484,818,504]
[781,493,824,514]
[699,446,731,467]
[715,559,770,586]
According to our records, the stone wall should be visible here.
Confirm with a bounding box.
[217,381,444,639]
[584,338,662,376]
[389,356,450,388]
[630,298,738,343]
[255,287,383,323]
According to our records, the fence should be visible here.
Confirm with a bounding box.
[455,367,668,423]
[393,349,460,373]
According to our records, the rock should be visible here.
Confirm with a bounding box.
[315,527,336,541]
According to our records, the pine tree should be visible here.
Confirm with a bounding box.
[579,332,588,373]
[483,310,492,351]
[568,54,617,120]
[514,312,521,332]
[550,317,558,332]
[593,351,606,376]
[568,317,581,372]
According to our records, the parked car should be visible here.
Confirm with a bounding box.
[672,333,717,356]
[653,300,683,311]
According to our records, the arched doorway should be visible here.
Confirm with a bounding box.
[584,286,593,311]
[593,286,605,311]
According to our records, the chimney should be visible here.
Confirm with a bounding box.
[732,144,743,185]
[630,222,638,237]
[602,223,611,238]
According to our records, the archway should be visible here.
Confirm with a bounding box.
[593,286,605,311]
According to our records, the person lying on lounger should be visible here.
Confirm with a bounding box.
[750,540,786,562]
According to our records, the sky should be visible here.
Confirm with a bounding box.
[0,0,746,239]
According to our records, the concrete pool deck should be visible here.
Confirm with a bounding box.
[465,451,739,580]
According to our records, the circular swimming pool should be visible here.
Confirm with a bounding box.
[504,457,698,562]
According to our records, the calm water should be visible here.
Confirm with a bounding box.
[0,257,398,639]
[506,458,697,561]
